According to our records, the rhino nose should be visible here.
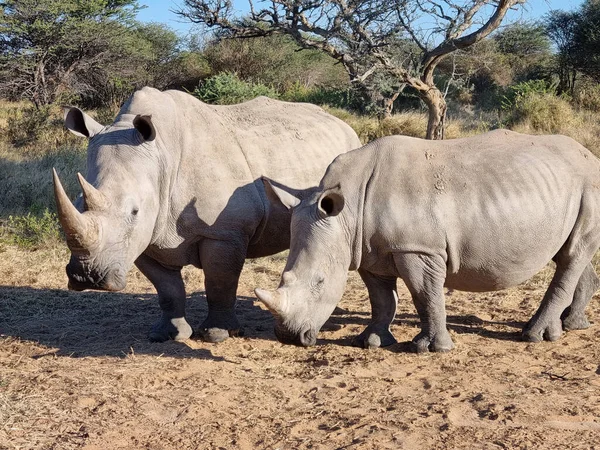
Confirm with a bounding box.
[102,273,126,291]
[299,327,317,347]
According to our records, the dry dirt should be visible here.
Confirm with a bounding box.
[1,244,599,450]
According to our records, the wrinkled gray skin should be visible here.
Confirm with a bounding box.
[256,130,600,351]
[53,87,360,343]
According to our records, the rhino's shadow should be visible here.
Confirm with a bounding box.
[0,285,276,359]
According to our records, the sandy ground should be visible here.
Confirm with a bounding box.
[1,244,600,449]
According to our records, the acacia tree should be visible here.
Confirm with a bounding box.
[0,0,145,106]
[571,0,600,83]
[546,11,579,95]
[0,0,194,108]
[178,0,525,139]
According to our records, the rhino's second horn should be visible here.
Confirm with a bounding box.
[255,288,286,315]
[77,172,109,211]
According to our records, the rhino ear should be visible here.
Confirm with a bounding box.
[261,177,301,210]
[133,114,156,141]
[64,107,104,138]
[318,187,344,217]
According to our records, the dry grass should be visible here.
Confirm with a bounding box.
[0,104,86,218]
[511,107,600,159]
[324,107,477,143]
[502,93,600,158]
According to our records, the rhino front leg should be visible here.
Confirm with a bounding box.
[393,252,454,353]
[135,254,193,342]
[352,270,398,349]
[561,262,599,331]
[198,238,245,343]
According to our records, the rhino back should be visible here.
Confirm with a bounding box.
[210,97,360,186]
[326,130,600,290]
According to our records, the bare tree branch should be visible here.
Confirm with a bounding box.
[176,0,526,139]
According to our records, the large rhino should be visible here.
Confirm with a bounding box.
[53,87,360,343]
[256,130,600,351]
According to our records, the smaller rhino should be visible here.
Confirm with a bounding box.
[256,130,600,351]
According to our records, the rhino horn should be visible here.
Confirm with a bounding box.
[255,288,286,315]
[53,168,97,249]
[77,172,109,211]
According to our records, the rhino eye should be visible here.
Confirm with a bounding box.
[131,207,139,216]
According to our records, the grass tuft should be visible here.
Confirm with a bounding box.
[0,210,61,249]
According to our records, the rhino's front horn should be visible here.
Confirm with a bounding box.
[53,168,97,249]
[255,288,286,315]
[77,172,109,211]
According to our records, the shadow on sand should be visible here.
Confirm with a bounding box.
[0,285,276,359]
[322,306,526,352]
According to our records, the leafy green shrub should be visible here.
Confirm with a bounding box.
[281,83,360,110]
[5,106,53,147]
[193,72,279,104]
[501,79,558,112]
[93,105,121,126]
[505,92,576,133]
[501,80,577,133]
[0,210,61,249]
[573,81,600,112]
[2,103,82,150]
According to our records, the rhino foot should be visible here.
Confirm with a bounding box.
[411,329,454,353]
[561,307,591,331]
[522,317,563,342]
[352,326,397,349]
[149,317,193,342]
[198,311,242,343]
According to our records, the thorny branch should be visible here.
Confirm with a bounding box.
[177,0,526,138]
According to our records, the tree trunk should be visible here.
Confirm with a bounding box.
[421,86,447,140]
[378,91,400,119]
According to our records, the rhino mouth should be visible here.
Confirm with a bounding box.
[274,322,317,347]
[67,270,126,292]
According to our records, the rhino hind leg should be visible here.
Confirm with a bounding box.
[561,262,599,331]
[351,270,398,349]
[135,254,193,342]
[197,239,245,343]
[393,253,454,353]
[523,249,597,342]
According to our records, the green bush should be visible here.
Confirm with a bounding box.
[281,83,360,109]
[1,103,82,150]
[501,80,577,133]
[501,79,558,112]
[506,92,576,133]
[573,81,600,112]
[5,106,54,147]
[193,72,279,105]
[0,210,61,249]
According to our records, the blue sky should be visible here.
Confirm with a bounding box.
[136,0,584,35]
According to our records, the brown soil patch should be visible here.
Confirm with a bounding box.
[1,245,599,449]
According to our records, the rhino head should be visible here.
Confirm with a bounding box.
[54,107,160,292]
[255,178,353,346]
